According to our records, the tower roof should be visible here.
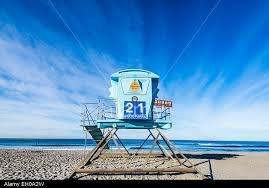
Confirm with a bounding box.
[111,69,159,80]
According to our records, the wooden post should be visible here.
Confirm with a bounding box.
[156,129,208,179]
[148,129,169,157]
[114,133,130,155]
[132,134,151,156]
[68,129,116,179]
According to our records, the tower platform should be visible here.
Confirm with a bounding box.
[97,119,172,129]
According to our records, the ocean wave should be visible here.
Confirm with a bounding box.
[197,143,269,147]
[29,144,95,147]
[128,146,153,150]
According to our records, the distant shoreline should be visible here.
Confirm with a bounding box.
[1,139,269,153]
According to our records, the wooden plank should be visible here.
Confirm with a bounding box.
[75,167,197,174]
[102,153,164,158]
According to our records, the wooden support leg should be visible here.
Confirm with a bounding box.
[142,132,160,167]
[68,129,117,179]
[156,129,207,179]
[156,130,182,165]
[132,134,151,157]
[148,129,171,158]
[158,129,192,167]
[86,129,117,163]
[114,133,130,155]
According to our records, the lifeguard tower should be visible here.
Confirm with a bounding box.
[97,69,172,129]
[68,69,206,179]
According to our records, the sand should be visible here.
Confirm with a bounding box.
[0,149,268,180]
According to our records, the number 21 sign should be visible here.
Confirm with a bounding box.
[124,101,146,119]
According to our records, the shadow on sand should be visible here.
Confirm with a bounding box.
[180,153,241,160]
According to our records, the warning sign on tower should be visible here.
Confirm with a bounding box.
[129,79,141,93]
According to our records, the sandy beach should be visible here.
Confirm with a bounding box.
[0,149,268,180]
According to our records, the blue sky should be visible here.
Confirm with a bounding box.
[0,0,269,140]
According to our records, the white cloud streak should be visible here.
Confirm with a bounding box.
[0,25,119,138]
[163,61,269,141]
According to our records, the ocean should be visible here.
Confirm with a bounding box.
[0,138,269,153]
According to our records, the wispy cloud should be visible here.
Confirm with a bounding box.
[0,25,119,138]
[163,60,269,141]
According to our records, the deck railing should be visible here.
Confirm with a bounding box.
[80,99,172,127]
